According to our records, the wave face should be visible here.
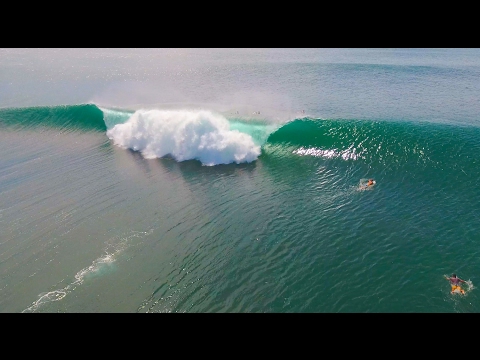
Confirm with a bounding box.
[106,109,263,166]
[0,104,106,132]
[264,118,480,177]
[1,104,479,175]
[99,106,480,177]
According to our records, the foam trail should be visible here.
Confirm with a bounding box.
[22,230,151,313]
[106,109,261,166]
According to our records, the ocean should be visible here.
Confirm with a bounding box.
[1,48,479,313]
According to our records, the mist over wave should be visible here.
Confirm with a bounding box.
[106,109,262,166]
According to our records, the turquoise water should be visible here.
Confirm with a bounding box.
[1,48,479,312]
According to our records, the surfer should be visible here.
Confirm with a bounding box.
[361,179,375,189]
[445,273,466,294]
[359,179,375,190]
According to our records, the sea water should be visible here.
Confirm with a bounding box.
[1,48,479,312]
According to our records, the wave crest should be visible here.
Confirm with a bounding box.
[106,109,261,166]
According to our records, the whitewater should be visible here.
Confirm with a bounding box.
[105,109,261,165]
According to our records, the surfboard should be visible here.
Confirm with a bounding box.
[451,285,465,295]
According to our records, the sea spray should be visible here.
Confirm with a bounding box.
[106,109,261,166]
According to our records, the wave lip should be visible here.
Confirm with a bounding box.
[106,109,261,166]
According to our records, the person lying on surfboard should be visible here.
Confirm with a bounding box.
[361,179,375,189]
[445,273,466,294]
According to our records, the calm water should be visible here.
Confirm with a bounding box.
[1,48,479,312]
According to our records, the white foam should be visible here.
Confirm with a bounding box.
[293,146,360,160]
[22,230,151,312]
[106,109,261,166]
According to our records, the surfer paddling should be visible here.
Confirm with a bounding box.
[445,273,467,294]
[360,179,375,189]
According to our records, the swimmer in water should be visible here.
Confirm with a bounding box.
[445,273,467,294]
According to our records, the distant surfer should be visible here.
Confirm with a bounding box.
[445,273,466,295]
[360,179,375,189]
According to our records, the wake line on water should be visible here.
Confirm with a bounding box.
[22,230,151,313]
